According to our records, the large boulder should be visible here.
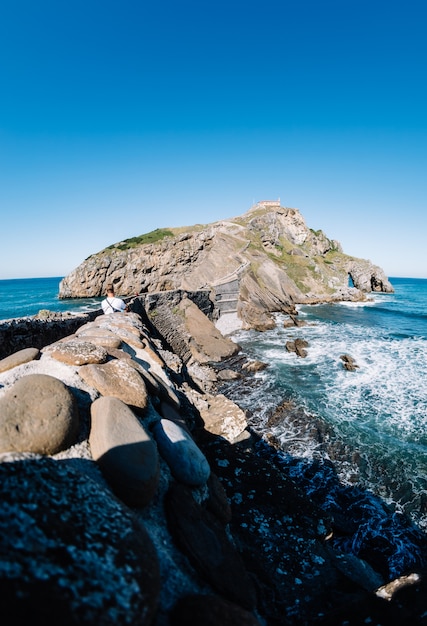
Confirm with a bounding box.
[89,396,160,507]
[0,374,79,455]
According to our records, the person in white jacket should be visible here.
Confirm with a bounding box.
[101,286,127,314]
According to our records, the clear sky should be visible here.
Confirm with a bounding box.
[1,0,426,280]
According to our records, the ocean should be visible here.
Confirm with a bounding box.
[219,276,427,576]
[2,274,427,575]
[0,277,102,321]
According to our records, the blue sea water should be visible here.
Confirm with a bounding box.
[0,277,103,321]
[224,277,427,575]
[2,275,427,574]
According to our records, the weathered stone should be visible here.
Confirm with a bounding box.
[73,320,99,334]
[217,368,241,381]
[114,328,145,350]
[79,359,148,411]
[105,346,133,361]
[165,482,257,611]
[239,306,277,332]
[0,374,79,455]
[375,572,421,601]
[0,295,426,625]
[75,326,123,349]
[198,393,248,443]
[89,396,160,507]
[104,349,164,398]
[124,358,162,396]
[285,339,296,353]
[242,360,268,373]
[94,315,146,349]
[141,340,167,367]
[0,457,160,625]
[152,418,210,486]
[0,347,40,373]
[186,361,218,386]
[49,339,109,365]
[180,297,240,364]
[97,311,144,335]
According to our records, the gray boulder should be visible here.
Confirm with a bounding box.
[89,396,160,508]
[152,418,210,486]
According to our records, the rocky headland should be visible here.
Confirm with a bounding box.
[2,203,425,625]
[58,202,394,332]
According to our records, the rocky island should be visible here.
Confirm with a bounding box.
[58,201,393,332]
[2,203,426,626]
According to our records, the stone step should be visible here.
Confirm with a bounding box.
[216,304,238,313]
[215,296,239,302]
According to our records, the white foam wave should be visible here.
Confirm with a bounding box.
[336,299,377,308]
[233,312,427,528]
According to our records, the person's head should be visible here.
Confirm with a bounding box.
[106,286,115,296]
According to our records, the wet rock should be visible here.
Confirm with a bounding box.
[89,396,160,507]
[326,546,385,591]
[340,353,359,371]
[198,434,341,624]
[285,337,309,357]
[0,373,79,455]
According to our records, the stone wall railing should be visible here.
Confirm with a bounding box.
[0,290,214,360]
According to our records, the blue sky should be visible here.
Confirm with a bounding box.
[1,0,426,280]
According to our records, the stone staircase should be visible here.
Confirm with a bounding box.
[214,278,239,316]
[211,259,249,320]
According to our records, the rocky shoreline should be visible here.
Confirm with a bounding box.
[1,298,427,625]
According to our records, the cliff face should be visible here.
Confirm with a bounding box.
[59,203,394,330]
